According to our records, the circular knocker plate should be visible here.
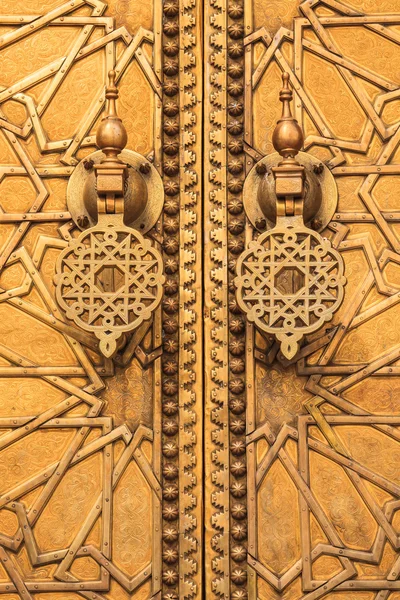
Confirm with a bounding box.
[243,152,338,232]
[55,222,164,357]
[67,149,164,233]
[235,226,346,359]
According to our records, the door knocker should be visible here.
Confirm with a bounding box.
[54,71,164,358]
[235,73,346,359]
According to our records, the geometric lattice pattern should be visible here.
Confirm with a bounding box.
[4,0,400,599]
[0,1,167,598]
[235,226,345,358]
[0,0,203,595]
[55,224,164,357]
[0,238,161,598]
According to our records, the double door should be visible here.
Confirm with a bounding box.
[0,0,400,599]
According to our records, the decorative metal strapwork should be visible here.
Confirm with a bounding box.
[235,73,346,359]
[55,71,164,358]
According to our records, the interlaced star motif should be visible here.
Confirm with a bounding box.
[235,226,345,358]
[55,224,164,357]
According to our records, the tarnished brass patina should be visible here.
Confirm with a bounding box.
[271,73,306,216]
[68,149,162,232]
[257,152,323,227]
[243,76,337,232]
[67,74,163,233]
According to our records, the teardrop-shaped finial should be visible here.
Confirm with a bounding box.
[96,70,128,164]
[272,72,304,162]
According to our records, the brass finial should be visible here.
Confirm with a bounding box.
[271,72,305,217]
[272,72,304,163]
[94,70,128,214]
[96,70,128,165]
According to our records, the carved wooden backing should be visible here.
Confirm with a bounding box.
[1,1,400,600]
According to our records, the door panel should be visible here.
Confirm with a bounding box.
[0,1,202,599]
[2,1,400,600]
[205,1,400,599]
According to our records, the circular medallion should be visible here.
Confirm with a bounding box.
[55,223,164,357]
[235,226,346,359]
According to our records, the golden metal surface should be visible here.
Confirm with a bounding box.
[67,148,164,233]
[0,1,202,598]
[244,151,338,231]
[2,1,400,600]
[206,0,400,599]
[55,221,164,357]
[56,70,165,358]
[271,72,306,217]
[230,1,400,599]
[235,226,346,358]
[237,73,345,359]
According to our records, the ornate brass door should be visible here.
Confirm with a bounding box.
[0,1,202,598]
[2,1,400,599]
[204,0,400,598]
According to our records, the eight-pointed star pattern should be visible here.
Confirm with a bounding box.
[55,225,164,356]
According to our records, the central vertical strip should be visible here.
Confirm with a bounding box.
[161,0,202,595]
[178,0,203,597]
[205,0,230,598]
